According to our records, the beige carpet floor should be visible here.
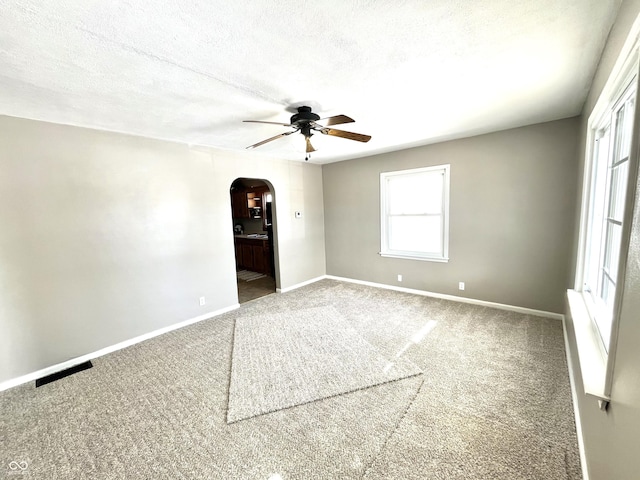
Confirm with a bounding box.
[0,279,581,479]
[228,305,422,423]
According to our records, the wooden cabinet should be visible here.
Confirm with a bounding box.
[231,186,270,222]
[231,189,249,219]
[246,190,263,219]
[234,236,271,275]
[241,243,253,268]
[251,243,266,272]
[234,241,243,269]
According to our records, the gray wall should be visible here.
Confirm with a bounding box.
[564,1,640,479]
[323,118,579,313]
[0,115,326,385]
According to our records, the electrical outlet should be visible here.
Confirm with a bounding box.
[199,296,206,306]
[458,282,465,291]
[397,274,403,282]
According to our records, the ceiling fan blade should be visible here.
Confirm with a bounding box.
[246,131,295,149]
[243,120,292,126]
[321,128,371,143]
[317,114,355,126]
[306,137,316,153]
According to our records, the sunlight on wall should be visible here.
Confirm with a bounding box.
[147,186,190,253]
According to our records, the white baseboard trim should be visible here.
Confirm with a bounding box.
[562,317,590,480]
[0,303,240,393]
[325,275,564,320]
[276,275,327,294]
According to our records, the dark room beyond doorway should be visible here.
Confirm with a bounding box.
[230,178,276,303]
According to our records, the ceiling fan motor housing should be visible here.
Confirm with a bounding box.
[290,106,320,125]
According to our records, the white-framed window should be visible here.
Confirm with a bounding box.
[570,20,640,403]
[582,80,636,352]
[380,164,450,262]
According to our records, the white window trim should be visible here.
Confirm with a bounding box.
[379,164,450,262]
[584,79,636,349]
[571,18,640,405]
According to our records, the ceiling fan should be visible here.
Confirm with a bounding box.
[244,106,371,160]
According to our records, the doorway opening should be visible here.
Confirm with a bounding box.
[230,178,277,303]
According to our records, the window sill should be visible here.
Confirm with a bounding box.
[379,252,449,263]
[566,289,610,403]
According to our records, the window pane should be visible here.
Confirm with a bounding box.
[595,278,614,349]
[603,222,622,280]
[388,172,443,215]
[613,103,628,163]
[601,276,616,316]
[614,97,635,162]
[584,127,610,293]
[389,215,441,254]
[622,97,635,158]
[608,161,628,222]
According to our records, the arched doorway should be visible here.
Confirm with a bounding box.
[230,178,277,303]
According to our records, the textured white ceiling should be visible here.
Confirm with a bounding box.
[0,0,622,163]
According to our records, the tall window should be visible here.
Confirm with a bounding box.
[582,78,637,352]
[380,165,450,262]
